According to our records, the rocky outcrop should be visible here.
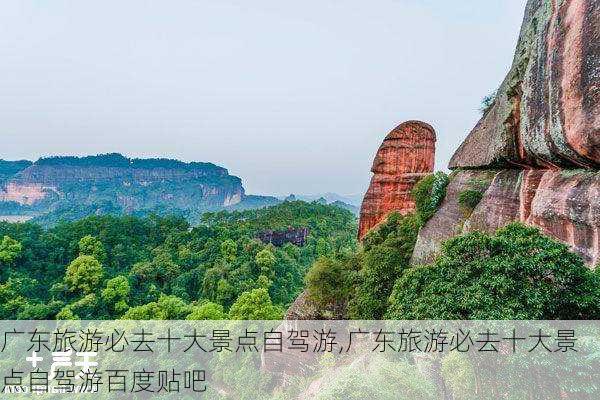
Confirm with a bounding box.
[449,0,599,169]
[358,121,436,239]
[410,170,496,266]
[285,291,321,320]
[412,0,599,267]
[0,153,255,222]
[412,169,600,267]
[0,182,50,205]
[257,227,310,247]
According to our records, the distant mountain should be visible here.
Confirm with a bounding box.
[283,193,359,216]
[284,192,363,207]
[0,153,276,225]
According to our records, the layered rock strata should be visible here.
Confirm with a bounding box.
[449,0,599,169]
[413,0,599,267]
[358,121,436,239]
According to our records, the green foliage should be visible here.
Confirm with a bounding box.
[121,295,192,320]
[255,248,276,276]
[220,239,238,262]
[187,302,227,320]
[441,352,476,399]
[387,223,600,319]
[0,201,357,319]
[64,255,104,294]
[480,89,497,114]
[101,275,130,315]
[57,293,99,320]
[78,235,107,263]
[314,355,436,400]
[305,256,357,316]
[0,159,32,183]
[411,172,449,224]
[458,189,483,211]
[0,235,22,265]
[349,213,421,319]
[228,289,284,320]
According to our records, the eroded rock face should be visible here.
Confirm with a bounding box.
[449,0,600,169]
[257,227,310,247]
[0,182,50,205]
[358,121,436,239]
[414,0,600,267]
[409,170,496,266]
[412,169,600,267]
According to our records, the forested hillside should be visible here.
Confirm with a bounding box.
[0,153,280,225]
[0,201,357,320]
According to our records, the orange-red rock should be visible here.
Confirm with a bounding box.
[449,0,600,169]
[410,0,600,267]
[411,169,600,267]
[358,121,436,239]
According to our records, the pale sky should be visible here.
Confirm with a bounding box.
[0,1,526,196]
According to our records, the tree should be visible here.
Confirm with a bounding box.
[187,302,227,320]
[220,239,237,262]
[78,235,106,263]
[305,256,357,317]
[57,294,99,320]
[64,255,104,294]
[101,275,130,315]
[349,213,421,319]
[0,235,22,265]
[387,223,600,319]
[121,295,191,320]
[255,248,276,276]
[228,289,283,320]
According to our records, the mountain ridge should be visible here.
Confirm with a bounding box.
[0,153,277,225]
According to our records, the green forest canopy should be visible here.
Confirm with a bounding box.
[0,201,357,320]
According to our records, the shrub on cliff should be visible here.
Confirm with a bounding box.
[411,172,449,224]
[480,89,497,114]
[458,189,483,211]
[386,223,600,319]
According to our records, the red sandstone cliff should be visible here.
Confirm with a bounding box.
[358,121,436,239]
[412,0,599,267]
[449,0,599,169]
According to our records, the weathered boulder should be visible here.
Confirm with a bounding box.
[449,0,600,169]
[358,121,436,239]
[412,169,600,267]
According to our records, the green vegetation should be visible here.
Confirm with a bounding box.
[349,213,421,319]
[480,89,497,114]
[306,212,422,319]
[457,177,487,212]
[0,201,357,319]
[411,172,449,224]
[313,355,437,400]
[0,160,31,184]
[307,210,600,320]
[457,189,483,211]
[387,223,600,319]
[0,235,22,266]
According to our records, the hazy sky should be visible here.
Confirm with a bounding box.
[1,1,526,196]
